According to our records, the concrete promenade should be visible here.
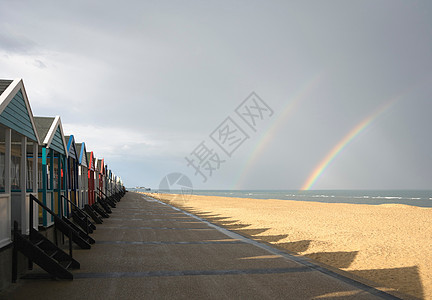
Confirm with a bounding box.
[0,192,400,299]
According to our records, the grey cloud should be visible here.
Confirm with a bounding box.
[0,32,38,54]
[1,1,431,189]
[33,59,47,69]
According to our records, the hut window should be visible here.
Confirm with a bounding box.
[61,160,65,190]
[11,155,20,190]
[0,152,4,191]
[53,158,58,190]
[11,143,21,190]
[27,156,33,190]
[38,157,42,188]
[46,154,51,190]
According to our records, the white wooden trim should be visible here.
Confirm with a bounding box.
[57,118,68,158]
[45,116,68,158]
[0,79,20,114]
[4,129,11,245]
[80,143,88,167]
[19,80,41,145]
[0,193,11,248]
[43,116,59,145]
[5,129,11,195]
[0,79,41,144]
[20,136,27,235]
[32,143,38,229]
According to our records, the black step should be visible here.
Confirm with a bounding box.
[92,203,110,218]
[84,205,103,224]
[29,229,80,269]
[48,250,59,258]
[59,260,73,270]
[73,208,96,230]
[97,198,112,213]
[13,224,80,281]
[105,197,116,208]
[61,218,95,245]
[54,219,91,249]
[34,239,45,247]
[72,211,94,234]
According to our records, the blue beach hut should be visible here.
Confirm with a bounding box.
[34,116,68,227]
[0,79,40,248]
[76,142,89,208]
[65,135,79,213]
[108,169,113,196]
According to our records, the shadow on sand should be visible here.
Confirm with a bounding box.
[180,205,424,299]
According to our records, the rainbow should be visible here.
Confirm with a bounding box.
[234,73,323,189]
[300,99,398,190]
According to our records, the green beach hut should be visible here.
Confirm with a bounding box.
[34,116,68,227]
[0,79,40,248]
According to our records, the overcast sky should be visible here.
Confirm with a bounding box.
[1,1,431,190]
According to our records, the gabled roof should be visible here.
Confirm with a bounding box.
[34,116,68,156]
[65,135,78,160]
[96,159,100,171]
[0,78,40,143]
[33,117,53,140]
[87,152,95,171]
[96,158,106,175]
[0,80,13,96]
[76,143,89,167]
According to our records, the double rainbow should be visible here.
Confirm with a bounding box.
[234,73,323,189]
[301,99,397,190]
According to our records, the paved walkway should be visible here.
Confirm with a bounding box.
[0,192,400,299]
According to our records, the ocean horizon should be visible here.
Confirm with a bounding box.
[132,189,432,208]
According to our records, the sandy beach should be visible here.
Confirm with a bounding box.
[148,193,432,299]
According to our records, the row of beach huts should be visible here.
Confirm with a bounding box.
[0,78,125,288]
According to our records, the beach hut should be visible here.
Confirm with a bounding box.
[103,165,107,196]
[107,169,113,196]
[111,175,116,195]
[34,116,68,227]
[96,158,104,199]
[110,171,116,195]
[105,166,111,197]
[0,79,40,248]
[114,174,121,195]
[76,143,88,208]
[65,135,79,213]
[115,176,121,192]
[86,151,96,205]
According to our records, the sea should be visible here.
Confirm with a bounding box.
[132,189,432,208]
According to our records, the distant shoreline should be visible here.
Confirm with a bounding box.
[134,189,432,208]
